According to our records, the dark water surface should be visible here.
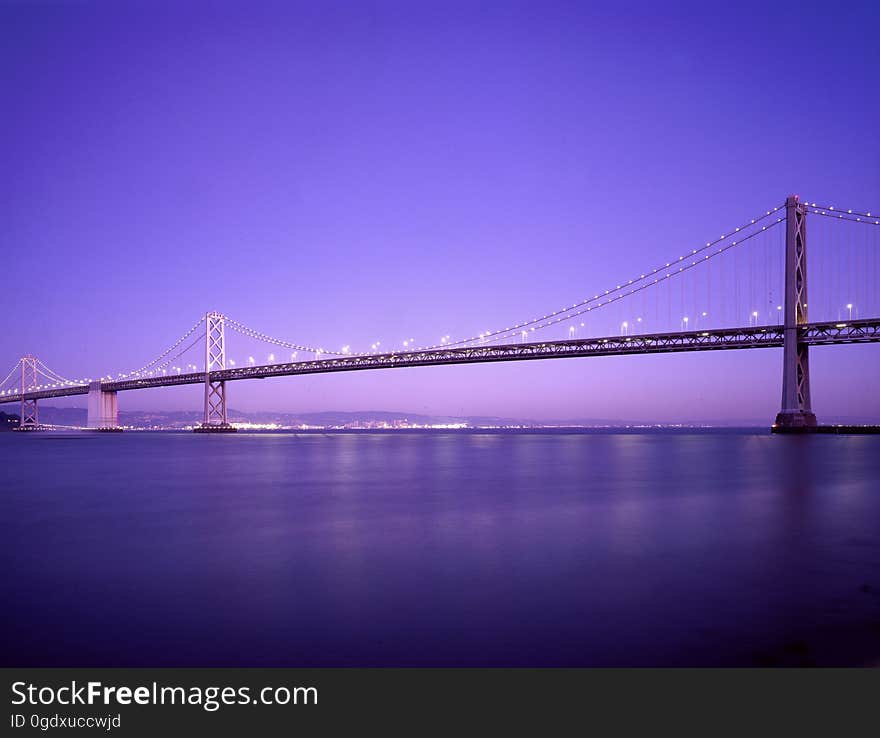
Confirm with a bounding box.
[2,430,879,667]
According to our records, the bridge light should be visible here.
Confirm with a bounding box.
[248,357,255,365]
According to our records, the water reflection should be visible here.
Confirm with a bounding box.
[1,431,879,666]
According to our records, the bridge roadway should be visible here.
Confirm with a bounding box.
[2,318,879,405]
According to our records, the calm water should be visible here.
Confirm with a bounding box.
[2,430,879,667]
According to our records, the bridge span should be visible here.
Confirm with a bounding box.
[1,318,878,404]
[2,195,878,431]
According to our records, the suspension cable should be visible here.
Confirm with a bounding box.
[809,208,880,226]
[95,199,876,374]
[224,317,346,356]
[412,205,785,352]
[138,332,206,376]
[0,360,21,390]
[419,217,785,350]
[36,359,74,384]
[807,204,877,221]
[127,316,207,376]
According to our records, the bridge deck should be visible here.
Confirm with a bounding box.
[1,319,878,405]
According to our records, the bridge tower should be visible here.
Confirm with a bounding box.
[774,195,817,429]
[17,355,40,431]
[195,311,236,433]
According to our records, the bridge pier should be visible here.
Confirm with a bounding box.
[195,311,236,433]
[774,195,817,430]
[87,381,122,431]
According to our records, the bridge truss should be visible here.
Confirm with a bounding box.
[1,319,877,407]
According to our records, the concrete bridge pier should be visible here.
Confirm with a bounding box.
[87,381,122,431]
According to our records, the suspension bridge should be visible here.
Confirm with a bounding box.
[2,195,878,432]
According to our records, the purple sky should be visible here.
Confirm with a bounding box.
[2,0,879,422]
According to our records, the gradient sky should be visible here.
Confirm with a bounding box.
[2,0,879,422]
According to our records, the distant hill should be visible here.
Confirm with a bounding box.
[22,405,788,429]
[31,406,543,429]
[0,411,20,431]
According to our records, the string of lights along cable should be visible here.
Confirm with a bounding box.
[0,198,878,413]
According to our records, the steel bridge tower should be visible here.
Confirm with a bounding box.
[195,311,236,433]
[774,195,817,429]
[18,355,40,430]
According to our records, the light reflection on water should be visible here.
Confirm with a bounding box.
[1,430,879,666]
